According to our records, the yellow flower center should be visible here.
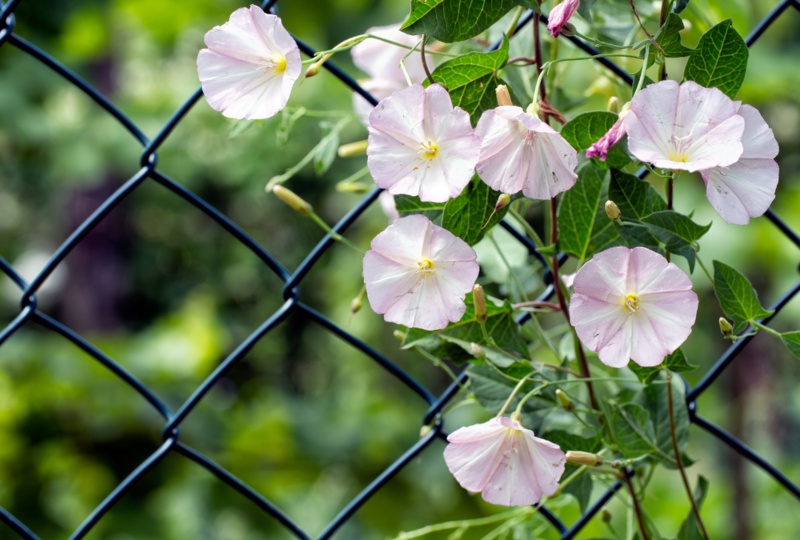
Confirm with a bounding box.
[623,293,640,314]
[417,258,435,275]
[273,56,287,74]
[419,141,439,160]
[668,151,688,163]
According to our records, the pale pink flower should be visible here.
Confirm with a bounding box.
[367,84,480,203]
[444,416,566,506]
[586,103,630,161]
[569,246,698,368]
[623,80,745,172]
[197,6,301,120]
[378,191,400,223]
[475,106,578,199]
[351,24,433,123]
[363,215,479,330]
[548,0,580,37]
[700,105,779,225]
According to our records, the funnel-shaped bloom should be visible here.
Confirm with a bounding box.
[548,0,580,37]
[197,6,301,120]
[623,80,745,172]
[444,416,566,506]
[475,106,578,199]
[569,246,698,368]
[363,215,479,330]
[368,84,480,202]
[351,24,433,122]
[701,104,779,225]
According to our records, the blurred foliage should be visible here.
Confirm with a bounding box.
[0,0,798,539]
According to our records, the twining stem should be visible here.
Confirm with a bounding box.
[666,370,710,540]
[622,470,649,540]
[420,35,435,86]
[628,0,665,56]
[505,6,525,40]
[548,198,600,411]
[658,0,670,81]
[532,11,547,104]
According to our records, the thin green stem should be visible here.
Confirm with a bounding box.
[308,212,364,254]
[695,254,714,284]
[497,376,532,417]
[413,347,464,387]
[509,207,546,247]
[505,6,525,40]
[488,232,529,302]
[666,371,710,540]
[753,321,783,338]
[392,508,532,540]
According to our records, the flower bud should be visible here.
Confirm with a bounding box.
[566,450,604,467]
[605,200,621,222]
[473,284,487,323]
[393,330,406,341]
[470,342,486,360]
[272,185,312,216]
[419,424,432,438]
[607,96,620,114]
[337,140,368,158]
[555,389,574,411]
[719,317,733,339]
[495,193,511,211]
[350,296,362,315]
[335,180,370,194]
[495,85,513,107]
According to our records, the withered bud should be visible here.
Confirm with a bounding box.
[601,509,612,523]
[470,342,486,360]
[273,185,312,216]
[495,85,513,107]
[560,22,577,37]
[566,450,604,467]
[605,200,621,222]
[473,284,487,323]
[607,96,620,114]
[555,389,574,411]
[719,317,733,339]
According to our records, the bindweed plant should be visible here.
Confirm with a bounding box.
[197,1,791,538]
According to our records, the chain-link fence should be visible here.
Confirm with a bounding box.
[0,0,798,538]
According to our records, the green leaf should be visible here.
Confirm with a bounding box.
[677,476,710,540]
[402,0,519,43]
[684,19,749,98]
[713,261,774,334]
[558,163,607,261]
[608,169,667,220]
[641,211,711,272]
[403,295,528,357]
[780,331,800,359]
[631,348,697,384]
[655,13,694,58]
[440,335,521,368]
[576,0,596,23]
[466,364,556,433]
[394,195,445,224]
[637,375,689,467]
[427,40,509,123]
[441,176,508,245]
[560,112,631,170]
[607,402,658,460]
[313,121,341,175]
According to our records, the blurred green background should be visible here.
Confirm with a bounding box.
[0,0,798,538]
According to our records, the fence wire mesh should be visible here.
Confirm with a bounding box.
[0,0,798,538]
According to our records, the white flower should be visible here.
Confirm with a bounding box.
[367,84,480,202]
[363,215,479,330]
[197,5,301,120]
